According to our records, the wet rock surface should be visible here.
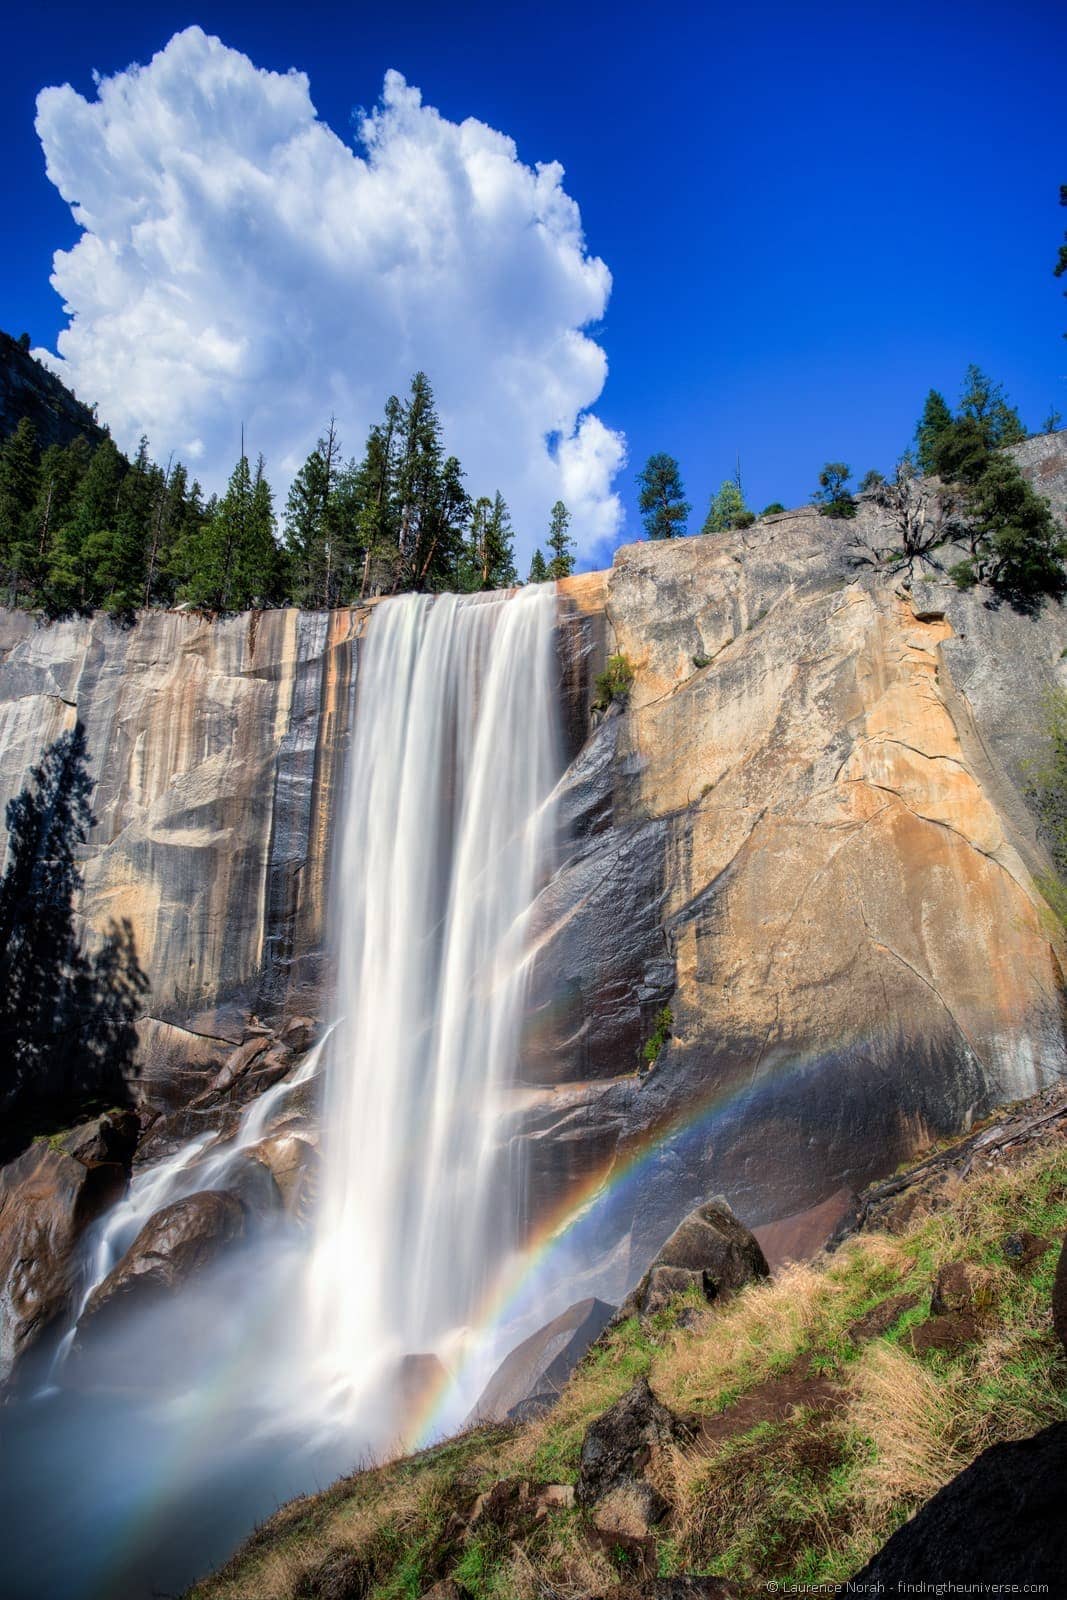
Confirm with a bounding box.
[850,1420,1067,1588]
[79,1189,247,1336]
[0,1139,129,1388]
[618,1199,769,1321]
[471,1296,615,1422]
[576,1377,688,1530]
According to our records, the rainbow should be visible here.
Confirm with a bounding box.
[407,1031,846,1447]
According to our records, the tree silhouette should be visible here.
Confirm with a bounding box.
[0,722,148,1118]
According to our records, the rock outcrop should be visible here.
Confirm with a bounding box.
[471,1296,615,1422]
[0,436,1065,1322]
[0,1118,134,1386]
[617,1199,769,1321]
[79,1189,248,1339]
[850,1420,1067,1588]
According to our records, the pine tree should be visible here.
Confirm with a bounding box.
[467,491,517,589]
[701,479,748,534]
[813,462,856,518]
[0,419,42,602]
[528,548,548,584]
[545,500,575,578]
[637,454,689,540]
[355,396,402,598]
[49,436,127,613]
[915,390,954,476]
[285,421,344,607]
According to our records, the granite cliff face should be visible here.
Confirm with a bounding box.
[0,446,1065,1334]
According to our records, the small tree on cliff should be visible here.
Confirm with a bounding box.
[0,724,147,1115]
[637,454,689,540]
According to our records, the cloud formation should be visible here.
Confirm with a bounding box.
[34,27,625,562]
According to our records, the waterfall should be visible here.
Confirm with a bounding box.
[304,585,561,1418]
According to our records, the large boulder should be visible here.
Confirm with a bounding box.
[576,1377,688,1534]
[619,1198,769,1320]
[0,1140,128,1388]
[470,1297,615,1423]
[79,1189,247,1338]
[850,1420,1067,1587]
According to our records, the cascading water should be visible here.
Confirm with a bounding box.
[0,583,564,1600]
[306,584,562,1422]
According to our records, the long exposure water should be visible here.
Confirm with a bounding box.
[0,587,564,1599]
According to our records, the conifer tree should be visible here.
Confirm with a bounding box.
[545,500,575,578]
[915,389,954,475]
[285,421,344,607]
[467,491,517,589]
[637,454,689,540]
[701,479,748,534]
[0,418,41,601]
[528,548,548,584]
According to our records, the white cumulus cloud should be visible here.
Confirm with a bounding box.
[33,27,625,563]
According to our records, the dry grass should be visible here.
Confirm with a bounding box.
[189,1140,1067,1600]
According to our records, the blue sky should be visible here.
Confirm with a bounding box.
[3,0,1065,563]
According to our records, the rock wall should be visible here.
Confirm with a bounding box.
[0,605,366,1106]
[1,444,1066,1297]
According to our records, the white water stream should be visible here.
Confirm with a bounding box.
[53,585,561,1434]
[305,586,561,1418]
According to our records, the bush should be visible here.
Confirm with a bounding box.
[594,652,635,709]
[760,502,786,516]
[734,509,756,528]
[640,1005,673,1067]
[813,463,857,519]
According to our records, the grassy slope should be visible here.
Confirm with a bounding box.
[189,1138,1067,1600]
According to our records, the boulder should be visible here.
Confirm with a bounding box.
[618,1199,769,1320]
[850,1420,1067,1587]
[470,1297,615,1423]
[79,1189,247,1336]
[246,1131,319,1217]
[576,1377,687,1530]
[930,1260,972,1316]
[0,1141,128,1388]
[55,1108,140,1170]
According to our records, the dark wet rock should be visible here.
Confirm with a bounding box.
[470,1297,614,1423]
[907,1310,981,1356]
[1002,1230,1051,1269]
[79,1189,247,1336]
[847,1292,920,1345]
[55,1108,140,1170]
[576,1377,687,1528]
[618,1199,769,1321]
[930,1260,972,1316]
[850,1420,1067,1587]
[0,1141,128,1388]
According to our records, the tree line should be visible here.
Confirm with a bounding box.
[630,361,1065,609]
[0,371,577,619]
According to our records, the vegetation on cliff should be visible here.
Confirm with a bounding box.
[187,1115,1067,1600]
[0,367,565,617]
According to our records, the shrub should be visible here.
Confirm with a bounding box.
[760,502,786,516]
[594,652,635,709]
[813,463,857,519]
[640,1005,673,1067]
[734,509,756,528]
